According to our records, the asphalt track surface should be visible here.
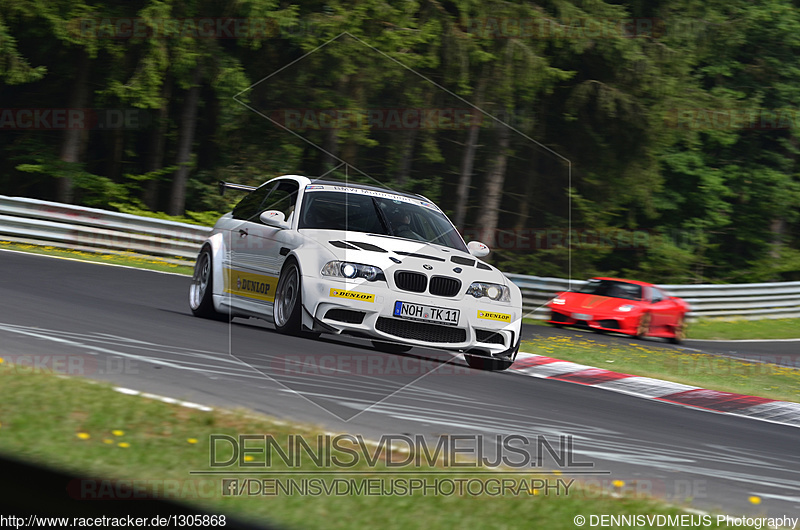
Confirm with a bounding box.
[1,250,799,518]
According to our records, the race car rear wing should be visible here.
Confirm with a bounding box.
[218,181,257,196]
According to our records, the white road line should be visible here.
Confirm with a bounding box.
[112,386,213,411]
[0,247,191,276]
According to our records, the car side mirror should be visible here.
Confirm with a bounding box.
[468,241,490,257]
[259,210,289,229]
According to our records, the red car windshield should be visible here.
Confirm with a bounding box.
[577,280,643,301]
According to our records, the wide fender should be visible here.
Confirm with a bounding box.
[287,244,337,332]
[199,232,227,313]
[504,276,524,335]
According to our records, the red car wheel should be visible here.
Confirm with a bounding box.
[635,312,651,339]
[670,316,687,344]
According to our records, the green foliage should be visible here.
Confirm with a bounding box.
[110,202,221,227]
[16,161,129,208]
[2,0,800,283]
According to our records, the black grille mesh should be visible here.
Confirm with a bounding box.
[475,329,505,345]
[429,276,461,297]
[324,309,365,324]
[376,318,466,343]
[394,271,427,293]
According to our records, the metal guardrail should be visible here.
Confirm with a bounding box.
[1,196,799,320]
[0,195,211,261]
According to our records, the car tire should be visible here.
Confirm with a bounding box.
[372,341,413,354]
[274,258,303,335]
[669,316,686,344]
[635,312,651,340]
[189,247,229,322]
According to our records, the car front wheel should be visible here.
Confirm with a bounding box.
[274,259,303,335]
[669,316,687,344]
[189,247,229,322]
[635,312,651,339]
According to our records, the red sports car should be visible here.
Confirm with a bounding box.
[546,277,690,343]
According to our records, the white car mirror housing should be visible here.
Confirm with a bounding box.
[468,240,490,257]
[259,210,289,229]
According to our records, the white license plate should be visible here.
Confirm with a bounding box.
[393,301,460,326]
[572,313,592,321]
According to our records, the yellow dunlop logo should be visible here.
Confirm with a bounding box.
[478,310,511,322]
[330,289,375,302]
[225,270,278,303]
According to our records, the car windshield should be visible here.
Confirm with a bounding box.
[577,279,643,301]
[299,190,468,252]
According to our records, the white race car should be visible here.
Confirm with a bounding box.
[189,175,522,370]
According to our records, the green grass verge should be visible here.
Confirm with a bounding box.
[0,359,759,529]
[0,240,194,276]
[520,334,800,403]
[688,318,800,340]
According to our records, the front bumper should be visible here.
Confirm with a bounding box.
[547,308,639,335]
[303,275,521,356]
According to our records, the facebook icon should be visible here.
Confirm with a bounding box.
[222,479,239,496]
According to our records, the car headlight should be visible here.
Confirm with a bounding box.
[615,304,635,312]
[321,261,385,281]
[466,282,511,302]
[550,297,566,305]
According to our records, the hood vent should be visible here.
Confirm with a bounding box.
[329,240,361,250]
[450,256,475,266]
[394,251,445,262]
[350,241,387,253]
[329,240,388,253]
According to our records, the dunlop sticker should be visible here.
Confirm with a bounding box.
[330,288,375,303]
[477,310,511,322]
[225,270,278,302]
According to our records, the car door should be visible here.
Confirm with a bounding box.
[648,287,679,331]
[227,179,301,316]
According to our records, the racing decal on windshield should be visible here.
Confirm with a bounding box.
[303,184,440,211]
[224,269,278,302]
[477,310,511,322]
[329,288,375,303]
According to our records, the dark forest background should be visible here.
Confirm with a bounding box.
[2,0,800,283]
